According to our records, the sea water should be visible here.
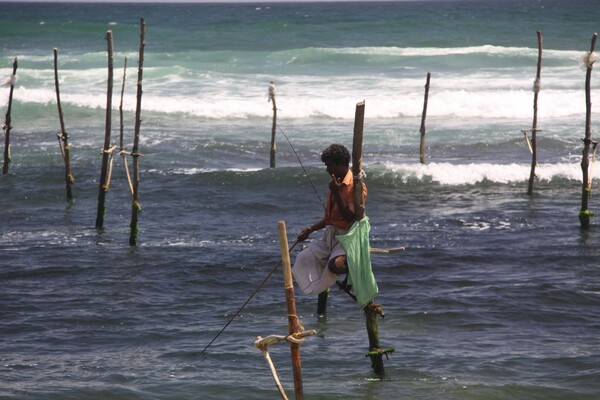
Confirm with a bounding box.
[1,1,599,399]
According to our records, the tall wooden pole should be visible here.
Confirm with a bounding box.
[269,81,277,168]
[527,32,543,196]
[352,101,366,219]
[277,220,304,400]
[2,57,17,175]
[352,101,388,375]
[96,30,114,229]
[130,19,146,246]
[119,57,128,152]
[419,72,431,164]
[53,48,75,201]
[580,32,598,228]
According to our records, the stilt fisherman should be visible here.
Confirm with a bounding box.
[292,143,368,295]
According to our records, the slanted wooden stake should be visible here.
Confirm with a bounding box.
[2,57,17,175]
[118,58,134,196]
[419,72,431,164]
[277,220,304,400]
[129,19,146,246]
[96,30,115,229]
[527,32,543,196]
[580,32,598,228]
[53,48,75,201]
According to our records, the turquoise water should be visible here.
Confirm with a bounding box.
[1,1,599,399]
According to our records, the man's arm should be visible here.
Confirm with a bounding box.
[297,218,326,241]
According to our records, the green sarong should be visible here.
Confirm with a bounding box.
[336,216,378,308]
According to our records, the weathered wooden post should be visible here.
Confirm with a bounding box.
[580,32,598,228]
[527,31,543,196]
[269,81,277,168]
[419,72,431,164]
[277,220,304,400]
[119,57,127,151]
[53,48,75,201]
[352,101,393,375]
[2,57,17,175]
[129,19,146,246]
[353,102,366,219]
[96,30,115,229]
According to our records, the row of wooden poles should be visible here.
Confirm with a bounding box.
[2,26,596,395]
[1,19,147,245]
[268,32,599,229]
[420,32,598,228]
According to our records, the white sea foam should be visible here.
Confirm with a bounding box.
[328,45,582,60]
[375,161,592,185]
[1,44,596,120]
[4,78,596,121]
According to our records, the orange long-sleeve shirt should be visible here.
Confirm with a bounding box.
[324,170,367,230]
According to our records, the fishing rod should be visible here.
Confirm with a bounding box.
[203,125,328,354]
[201,239,300,354]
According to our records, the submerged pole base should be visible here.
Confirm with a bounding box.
[580,209,594,228]
[366,348,395,376]
[364,302,393,375]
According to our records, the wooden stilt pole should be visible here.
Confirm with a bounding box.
[365,303,385,375]
[419,72,431,164]
[2,57,17,175]
[351,101,392,375]
[277,220,304,400]
[129,19,146,246]
[95,30,114,229]
[269,81,277,168]
[53,48,75,201]
[352,101,366,219]
[580,32,598,228]
[527,32,543,196]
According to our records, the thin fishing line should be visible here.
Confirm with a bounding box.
[203,125,330,354]
[277,123,345,238]
[201,240,299,355]
[277,123,343,240]
[276,123,325,209]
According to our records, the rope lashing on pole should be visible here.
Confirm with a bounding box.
[255,330,317,400]
[101,145,117,191]
[56,132,74,186]
[255,330,317,349]
[533,77,541,94]
[56,132,68,161]
[583,51,597,69]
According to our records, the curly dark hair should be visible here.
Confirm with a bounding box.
[321,144,351,166]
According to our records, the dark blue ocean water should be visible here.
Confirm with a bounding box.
[1,1,599,399]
